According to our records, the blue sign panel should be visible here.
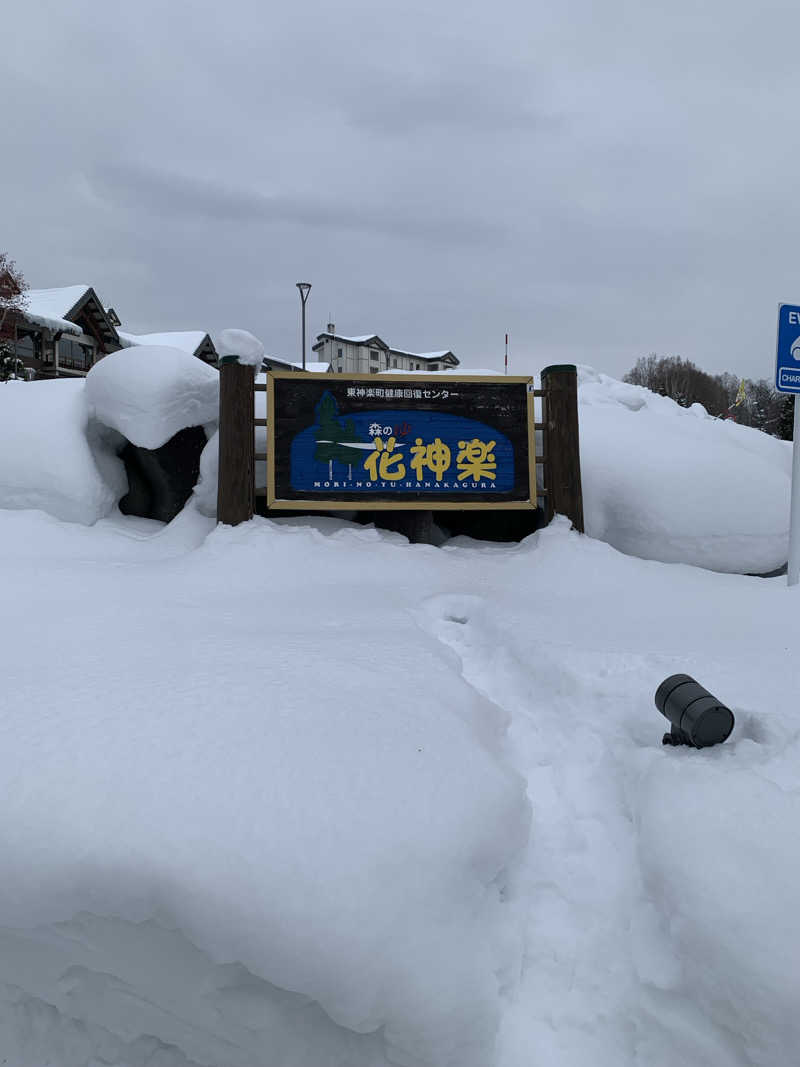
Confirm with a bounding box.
[776,304,800,393]
[290,403,514,495]
[267,375,535,510]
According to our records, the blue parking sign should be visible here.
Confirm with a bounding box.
[776,304,800,393]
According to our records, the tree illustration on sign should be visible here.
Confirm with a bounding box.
[313,392,363,479]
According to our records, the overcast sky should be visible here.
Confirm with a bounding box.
[7,0,800,379]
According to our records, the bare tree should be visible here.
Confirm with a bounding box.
[624,354,727,414]
[0,255,29,382]
[624,354,787,436]
[623,353,659,391]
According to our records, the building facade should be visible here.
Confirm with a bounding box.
[312,324,458,375]
[3,286,122,379]
[0,280,222,380]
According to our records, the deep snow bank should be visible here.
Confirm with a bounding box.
[0,511,529,1067]
[578,367,791,573]
[0,379,126,524]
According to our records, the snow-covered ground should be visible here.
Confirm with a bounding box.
[1,356,798,1065]
[1,503,799,1067]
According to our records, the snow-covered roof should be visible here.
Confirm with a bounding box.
[24,286,92,336]
[379,366,498,376]
[118,330,212,357]
[289,360,331,373]
[388,348,456,362]
[313,332,389,351]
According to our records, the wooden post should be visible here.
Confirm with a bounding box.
[217,357,255,525]
[541,364,584,532]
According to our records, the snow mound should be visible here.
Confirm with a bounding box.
[85,346,219,450]
[216,328,265,369]
[193,428,219,516]
[0,380,125,524]
[578,366,791,573]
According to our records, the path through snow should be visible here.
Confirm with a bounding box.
[417,553,782,1067]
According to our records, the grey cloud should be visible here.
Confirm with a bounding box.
[6,0,800,378]
[340,71,556,136]
[91,162,506,247]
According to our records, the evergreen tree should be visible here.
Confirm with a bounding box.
[314,395,363,478]
[334,417,362,479]
[779,395,794,441]
[0,351,26,383]
[314,393,342,477]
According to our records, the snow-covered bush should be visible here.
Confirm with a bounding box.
[85,345,219,450]
[0,346,222,526]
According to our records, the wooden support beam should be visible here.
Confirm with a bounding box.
[217,358,255,525]
[541,364,584,532]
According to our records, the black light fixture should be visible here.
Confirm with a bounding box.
[655,674,735,748]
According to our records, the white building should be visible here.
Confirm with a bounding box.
[311,324,459,374]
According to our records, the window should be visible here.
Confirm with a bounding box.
[370,349,379,361]
[337,347,343,357]
[392,358,397,368]
[429,364,439,371]
[15,328,42,362]
[58,337,94,370]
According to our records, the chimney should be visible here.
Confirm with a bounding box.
[327,321,335,334]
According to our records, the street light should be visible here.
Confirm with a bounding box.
[296,282,311,371]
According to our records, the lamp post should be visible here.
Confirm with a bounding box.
[296,282,311,371]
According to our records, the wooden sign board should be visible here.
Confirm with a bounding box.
[267,372,536,511]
